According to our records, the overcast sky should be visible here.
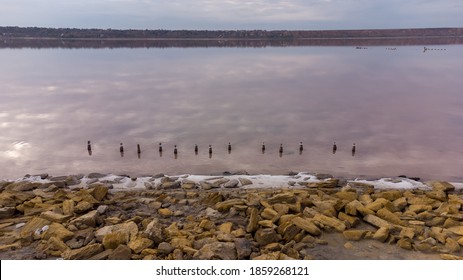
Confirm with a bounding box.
[1,0,462,30]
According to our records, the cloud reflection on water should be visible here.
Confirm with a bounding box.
[0,46,462,180]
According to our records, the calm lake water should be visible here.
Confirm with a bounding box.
[1,44,462,181]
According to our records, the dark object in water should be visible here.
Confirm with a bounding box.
[159,143,163,153]
[398,175,421,181]
[351,143,356,156]
[209,145,212,154]
[137,144,141,154]
[228,142,232,153]
[261,142,266,153]
[332,141,337,154]
[194,144,198,155]
[87,140,92,156]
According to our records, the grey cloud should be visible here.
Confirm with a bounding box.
[0,0,461,29]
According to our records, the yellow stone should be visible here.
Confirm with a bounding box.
[376,208,406,226]
[273,204,290,215]
[231,228,246,238]
[47,236,69,253]
[41,223,74,241]
[397,238,413,250]
[407,196,436,205]
[261,208,279,221]
[218,222,233,234]
[408,205,432,213]
[431,181,455,192]
[366,198,390,212]
[291,217,321,235]
[373,227,390,242]
[344,242,354,249]
[399,227,415,240]
[103,231,129,250]
[20,217,50,240]
[141,248,158,257]
[445,238,460,253]
[313,213,346,232]
[252,252,280,260]
[440,254,463,260]
[338,212,360,228]
[279,214,296,226]
[63,243,104,260]
[170,237,192,249]
[264,242,281,251]
[334,191,358,202]
[40,211,71,223]
[258,220,275,228]
[158,208,173,217]
[345,200,374,216]
[448,226,463,236]
[199,219,215,230]
[343,230,367,241]
[215,199,246,212]
[128,237,154,254]
[246,208,259,233]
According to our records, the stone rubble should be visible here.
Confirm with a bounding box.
[0,174,462,260]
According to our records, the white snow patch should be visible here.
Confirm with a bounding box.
[351,178,430,190]
[452,182,463,190]
[6,172,463,191]
[182,173,320,189]
[15,175,50,184]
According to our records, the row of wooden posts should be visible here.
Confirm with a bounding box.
[86,141,356,157]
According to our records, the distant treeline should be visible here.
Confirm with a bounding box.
[1,26,462,39]
[1,27,462,49]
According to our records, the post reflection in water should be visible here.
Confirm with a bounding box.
[119,143,124,157]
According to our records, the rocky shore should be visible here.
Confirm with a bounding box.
[1,172,463,260]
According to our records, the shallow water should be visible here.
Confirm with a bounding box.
[1,44,462,181]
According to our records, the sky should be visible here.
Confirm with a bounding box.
[0,0,462,30]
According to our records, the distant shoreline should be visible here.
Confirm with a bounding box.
[2,26,462,39]
[2,26,462,48]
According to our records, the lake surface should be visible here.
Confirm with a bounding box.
[1,43,462,181]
